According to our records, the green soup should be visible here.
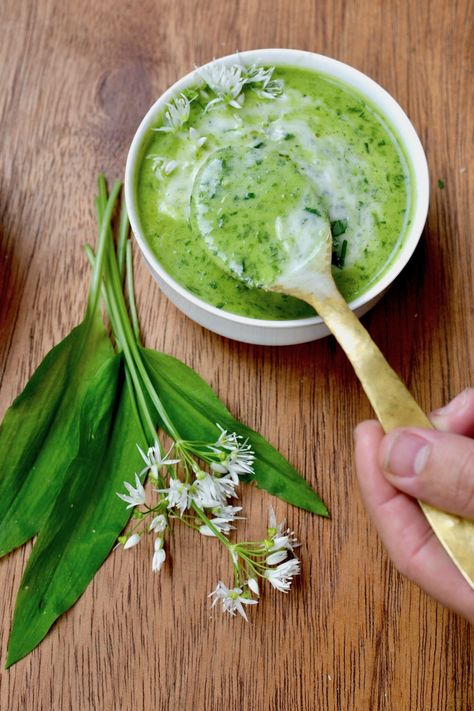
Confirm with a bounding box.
[136,65,412,320]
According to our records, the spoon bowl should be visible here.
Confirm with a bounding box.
[191,144,330,291]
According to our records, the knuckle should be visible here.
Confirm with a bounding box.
[390,531,431,583]
[392,548,419,584]
[392,553,412,581]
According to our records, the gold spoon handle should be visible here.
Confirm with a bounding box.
[307,288,474,590]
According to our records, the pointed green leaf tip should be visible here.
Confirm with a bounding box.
[141,347,328,517]
[6,354,147,667]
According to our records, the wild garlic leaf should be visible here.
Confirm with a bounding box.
[140,347,328,517]
[0,310,113,557]
[6,353,146,667]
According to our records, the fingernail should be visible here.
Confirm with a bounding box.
[383,432,431,477]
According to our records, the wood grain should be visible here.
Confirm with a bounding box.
[0,0,472,709]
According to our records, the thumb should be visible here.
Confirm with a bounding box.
[378,428,474,518]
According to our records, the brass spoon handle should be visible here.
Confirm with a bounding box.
[306,287,474,590]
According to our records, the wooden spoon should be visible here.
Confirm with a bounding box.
[191,144,474,588]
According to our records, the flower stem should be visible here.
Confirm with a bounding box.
[126,240,140,342]
[104,223,181,442]
[192,503,233,549]
[117,195,129,282]
[85,242,150,444]
[87,180,121,317]
[94,184,157,442]
[84,244,120,345]
[103,253,157,442]
[94,177,181,446]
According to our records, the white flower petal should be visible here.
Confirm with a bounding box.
[211,462,228,474]
[163,160,178,175]
[266,549,288,565]
[152,547,166,572]
[199,525,214,537]
[138,441,181,470]
[268,505,277,531]
[189,126,208,147]
[149,514,167,533]
[123,533,141,550]
[247,578,260,596]
[234,600,249,621]
[158,478,194,514]
[264,558,300,593]
[194,472,239,509]
[116,474,145,509]
[209,581,257,620]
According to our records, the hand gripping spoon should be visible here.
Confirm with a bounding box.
[190,144,474,588]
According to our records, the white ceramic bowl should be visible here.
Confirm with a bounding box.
[125,49,429,346]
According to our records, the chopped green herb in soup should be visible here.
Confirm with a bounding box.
[136,64,412,320]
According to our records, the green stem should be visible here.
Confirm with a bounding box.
[103,261,157,442]
[126,240,140,342]
[94,189,157,443]
[124,367,149,451]
[237,552,267,571]
[87,180,121,317]
[89,189,150,447]
[94,179,180,447]
[105,232,181,442]
[192,503,234,550]
[117,197,129,282]
[84,244,120,347]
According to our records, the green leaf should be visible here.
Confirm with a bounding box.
[140,347,328,517]
[6,353,146,667]
[330,218,348,237]
[304,206,322,216]
[0,310,114,557]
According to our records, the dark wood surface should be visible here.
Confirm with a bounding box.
[1,1,472,709]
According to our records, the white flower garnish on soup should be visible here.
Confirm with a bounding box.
[153,93,191,133]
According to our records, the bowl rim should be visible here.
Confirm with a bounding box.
[125,48,429,331]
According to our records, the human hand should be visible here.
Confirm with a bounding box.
[354,389,474,622]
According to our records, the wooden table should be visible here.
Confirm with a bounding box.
[1,1,472,708]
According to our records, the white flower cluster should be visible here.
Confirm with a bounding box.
[116,427,301,620]
[154,93,190,133]
[116,427,254,570]
[150,61,284,143]
[197,62,284,111]
[243,64,284,99]
[209,581,257,621]
[198,63,246,110]
[209,507,301,619]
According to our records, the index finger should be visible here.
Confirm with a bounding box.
[354,420,474,622]
[430,388,474,436]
